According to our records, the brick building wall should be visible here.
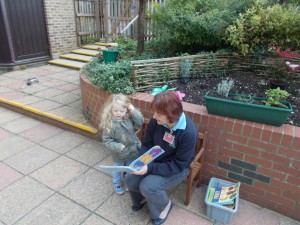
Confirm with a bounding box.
[80,74,300,221]
[43,0,78,58]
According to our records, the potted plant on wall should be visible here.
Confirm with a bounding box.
[205,80,293,126]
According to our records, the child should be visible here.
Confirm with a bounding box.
[100,94,144,195]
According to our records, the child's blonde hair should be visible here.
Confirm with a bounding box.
[99,94,131,133]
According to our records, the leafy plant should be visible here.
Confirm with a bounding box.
[233,94,255,103]
[217,79,234,97]
[226,0,300,55]
[84,58,135,94]
[151,0,256,52]
[263,87,290,108]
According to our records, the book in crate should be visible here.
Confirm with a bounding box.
[207,182,240,208]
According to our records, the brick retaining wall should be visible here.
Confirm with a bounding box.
[80,74,300,221]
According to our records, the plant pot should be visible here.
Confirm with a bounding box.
[205,91,293,126]
[102,49,119,63]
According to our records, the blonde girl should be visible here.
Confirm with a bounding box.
[100,94,144,194]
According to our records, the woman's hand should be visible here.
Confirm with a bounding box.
[131,165,148,175]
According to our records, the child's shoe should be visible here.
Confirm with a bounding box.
[113,183,125,195]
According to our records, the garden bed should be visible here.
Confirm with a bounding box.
[168,71,300,127]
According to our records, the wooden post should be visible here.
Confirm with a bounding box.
[95,0,101,40]
[136,0,145,54]
[103,0,109,40]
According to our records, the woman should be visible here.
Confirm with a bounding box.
[125,91,198,225]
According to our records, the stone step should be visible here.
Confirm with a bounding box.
[71,48,101,56]
[94,42,118,47]
[60,53,94,62]
[83,45,108,51]
[48,59,87,70]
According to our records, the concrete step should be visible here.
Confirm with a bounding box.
[94,42,118,47]
[83,45,108,51]
[71,48,101,56]
[48,59,87,70]
[60,53,94,62]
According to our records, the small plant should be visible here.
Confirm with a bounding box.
[217,79,234,97]
[180,58,192,84]
[263,87,290,108]
[233,94,255,103]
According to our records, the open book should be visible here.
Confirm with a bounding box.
[99,146,165,173]
[207,182,240,206]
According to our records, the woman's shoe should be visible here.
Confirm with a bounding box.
[152,202,173,225]
[132,201,146,212]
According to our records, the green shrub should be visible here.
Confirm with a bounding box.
[84,58,135,94]
[226,0,300,55]
[151,0,256,52]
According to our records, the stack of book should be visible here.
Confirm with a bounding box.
[207,182,240,209]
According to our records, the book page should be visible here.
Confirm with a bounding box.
[99,146,165,173]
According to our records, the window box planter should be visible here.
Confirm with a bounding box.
[205,91,293,126]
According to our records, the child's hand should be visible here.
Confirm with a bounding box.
[128,104,134,113]
[120,144,125,151]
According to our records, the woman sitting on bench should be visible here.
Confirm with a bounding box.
[125,91,198,225]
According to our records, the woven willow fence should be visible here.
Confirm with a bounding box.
[130,53,300,92]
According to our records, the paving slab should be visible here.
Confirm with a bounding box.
[30,156,89,190]
[0,176,54,224]
[14,193,90,225]
[4,145,59,175]
[0,163,23,191]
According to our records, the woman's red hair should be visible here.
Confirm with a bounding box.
[151,91,183,123]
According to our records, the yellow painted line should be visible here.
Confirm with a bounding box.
[48,61,81,70]
[94,42,118,47]
[71,50,99,57]
[83,46,107,51]
[60,55,92,62]
[0,98,98,134]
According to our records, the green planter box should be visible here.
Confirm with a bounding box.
[205,91,293,126]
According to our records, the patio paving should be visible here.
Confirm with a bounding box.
[0,65,299,225]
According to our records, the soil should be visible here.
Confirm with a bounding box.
[168,71,300,127]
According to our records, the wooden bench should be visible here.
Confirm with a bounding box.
[136,120,208,206]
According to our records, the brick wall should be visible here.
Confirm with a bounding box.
[80,74,300,221]
[43,0,78,58]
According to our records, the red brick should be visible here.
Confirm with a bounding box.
[208,115,218,128]
[245,155,272,168]
[232,143,260,156]
[252,123,263,139]
[224,118,234,132]
[273,163,299,177]
[257,167,285,180]
[265,193,295,207]
[233,120,244,135]
[223,133,248,145]
[261,126,273,142]
[287,175,300,186]
[278,147,300,158]
[253,180,281,195]
[242,121,254,136]
[282,190,300,202]
[193,113,200,125]
[242,182,265,196]
[219,147,244,159]
[292,159,300,169]
[271,179,300,193]
[261,152,291,166]
[271,131,283,145]
[204,164,227,177]
[201,115,208,127]
[281,135,293,147]
[292,136,300,149]
[248,139,276,153]
[216,117,225,130]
